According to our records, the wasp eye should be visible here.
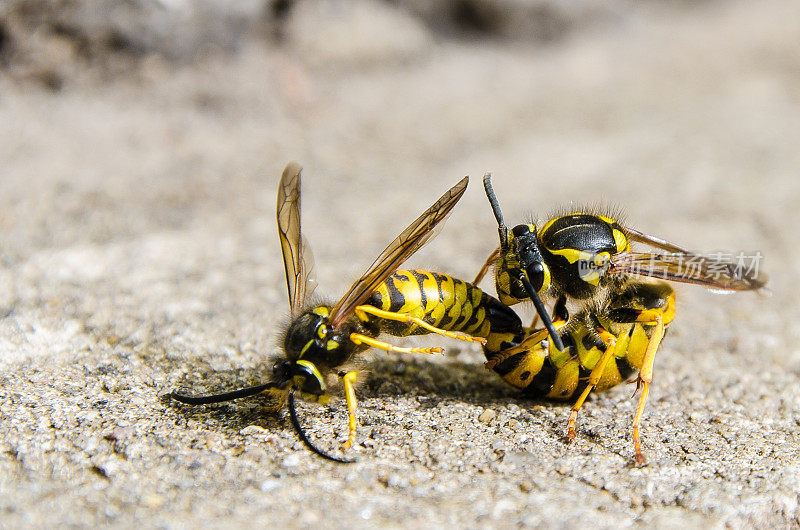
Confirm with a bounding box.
[526,262,550,293]
[512,224,532,237]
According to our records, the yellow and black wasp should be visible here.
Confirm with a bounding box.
[170,163,524,462]
[475,174,766,464]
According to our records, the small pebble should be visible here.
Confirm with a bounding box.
[478,409,496,423]
[260,479,281,492]
[240,425,268,436]
[281,454,301,469]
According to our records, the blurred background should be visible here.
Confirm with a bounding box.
[1,0,798,526]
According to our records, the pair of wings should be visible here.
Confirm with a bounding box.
[277,162,469,329]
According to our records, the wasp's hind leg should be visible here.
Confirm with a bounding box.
[603,280,674,464]
[565,329,624,442]
[349,333,442,354]
[631,314,665,465]
[355,305,487,346]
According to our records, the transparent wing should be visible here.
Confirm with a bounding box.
[623,226,693,254]
[608,251,767,292]
[277,162,317,317]
[328,176,469,328]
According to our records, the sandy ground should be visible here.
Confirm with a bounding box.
[1,0,799,527]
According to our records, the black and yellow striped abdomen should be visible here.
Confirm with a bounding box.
[488,280,675,399]
[367,269,523,352]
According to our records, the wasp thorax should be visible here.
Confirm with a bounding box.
[538,214,628,299]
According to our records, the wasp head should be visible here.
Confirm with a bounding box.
[283,305,352,366]
[510,224,551,294]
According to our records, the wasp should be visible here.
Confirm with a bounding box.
[475,174,766,464]
[170,163,524,462]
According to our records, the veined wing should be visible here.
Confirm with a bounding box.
[608,251,767,292]
[277,162,316,318]
[623,226,693,254]
[329,176,469,328]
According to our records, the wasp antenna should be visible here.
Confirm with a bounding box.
[519,275,566,353]
[483,173,508,250]
[287,392,355,464]
[170,382,278,405]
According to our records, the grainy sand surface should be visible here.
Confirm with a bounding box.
[1,1,799,527]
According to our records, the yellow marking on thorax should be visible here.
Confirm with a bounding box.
[298,340,313,358]
[612,228,630,253]
[598,215,616,225]
[540,218,558,236]
[548,247,596,264]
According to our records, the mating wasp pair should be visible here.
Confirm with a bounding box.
[170,163,765,464]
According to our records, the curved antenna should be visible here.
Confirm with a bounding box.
[518,275,566,353]
[482,173,566,353]
[483,173,508,250]
[287,392,355,464]
[170,382,278,405]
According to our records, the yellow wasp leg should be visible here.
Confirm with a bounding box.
[484,328,550,370]
[631,315,665,465]
[340,371,358,450]
[263,388,288,412]
[349,333,442,354]
[566,334,619,441]
[355,305,487,345]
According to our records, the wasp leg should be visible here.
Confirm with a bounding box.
[339,371,358,450]
[566,332,620,441]
[484,328,549,370]
[263,388,288,412]
[631,314,665,465]
[355,305,487,345]
[472,246,501,285]
[349,333,442,354]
